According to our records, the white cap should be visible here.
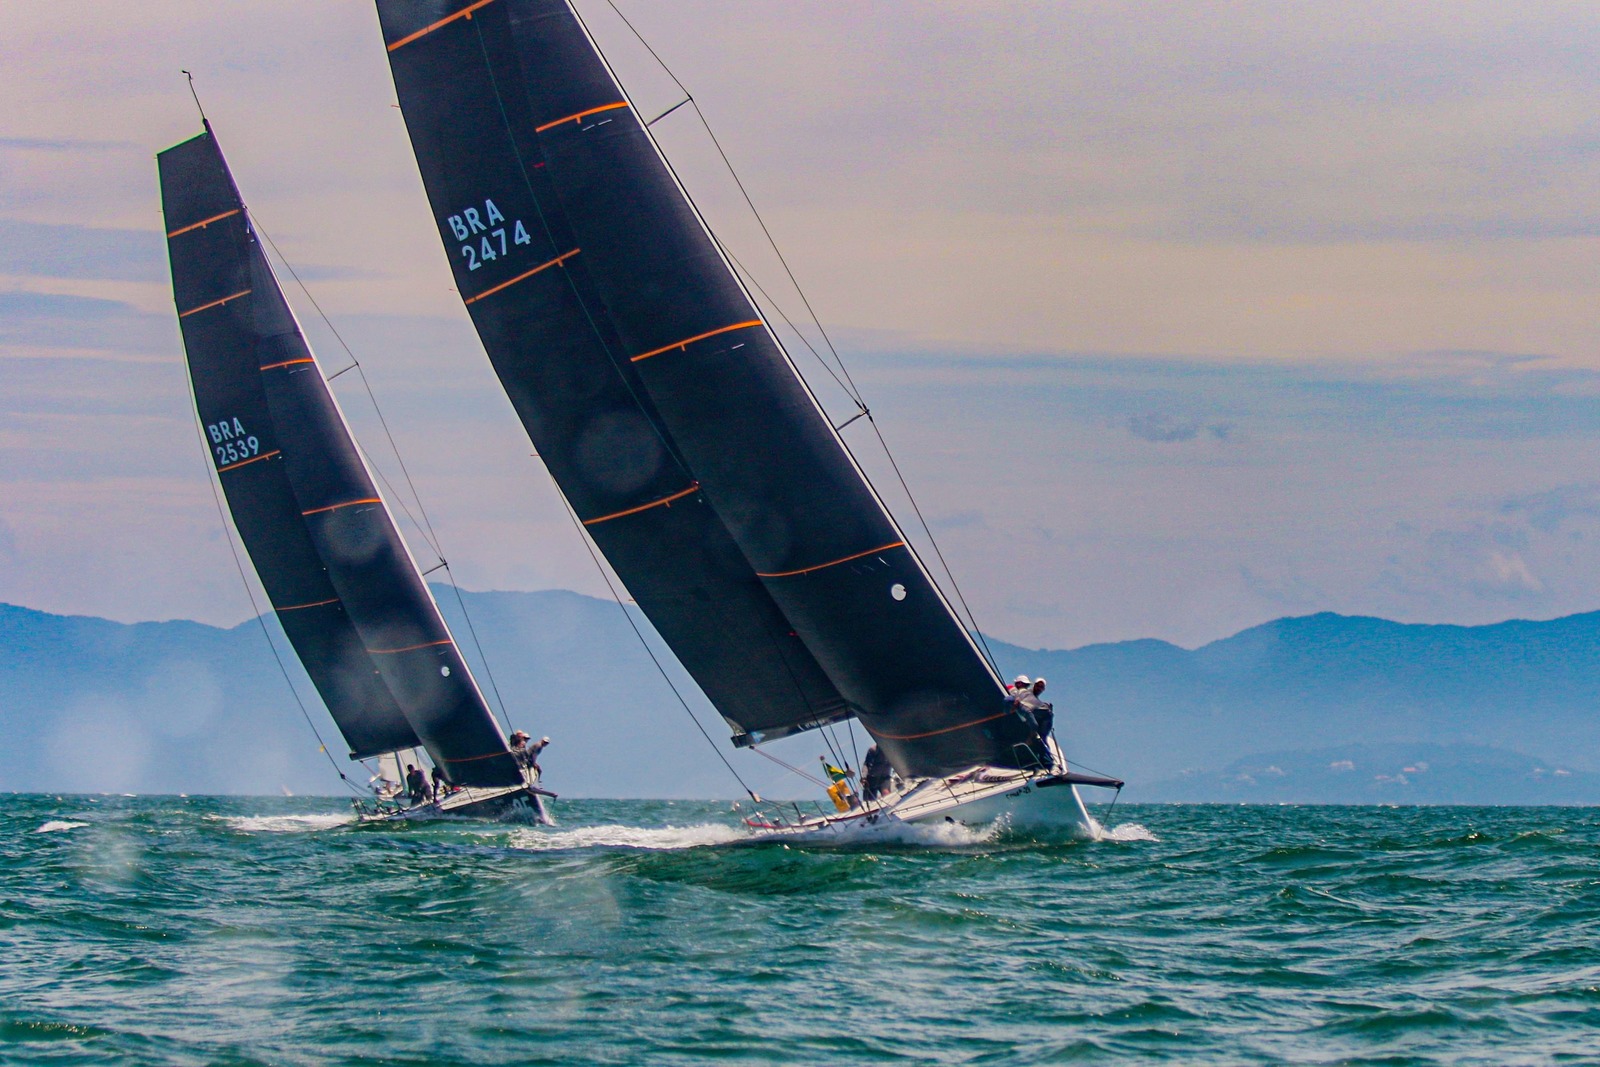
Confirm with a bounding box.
[1013,674,1031,686]
[540,737,550,744]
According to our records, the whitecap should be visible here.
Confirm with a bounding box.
[35,820,87,834]
[1096,821,1158,843]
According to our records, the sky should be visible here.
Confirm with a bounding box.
[6,1,1600,652]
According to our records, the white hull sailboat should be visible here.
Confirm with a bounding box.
[161,123,555,823]
[376,0,1125,826]
[740,741,1121,840]
[357,751,554,823]
[358,777,556,824]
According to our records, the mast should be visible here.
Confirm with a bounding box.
[160,125,523,787]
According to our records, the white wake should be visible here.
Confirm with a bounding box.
[749,815,1009,848]
[508,822,746,852]
[222,813,356,833]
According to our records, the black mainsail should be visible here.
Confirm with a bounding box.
[160,124,523,788]
[377,1,850,748]
[377,0,1036,777]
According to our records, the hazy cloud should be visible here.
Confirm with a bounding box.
[1417,523,1546,600]
[0,137,130,152]
[0,218,164,282]
[864,349,1600,444]
[1239,566,1328,611]
[1486,550,1544,593]
[929,509,987,533]
[1128,413,1202,443]
[0,290,172,354]
[1497,483,1600,533]
[1125,413,1238,444]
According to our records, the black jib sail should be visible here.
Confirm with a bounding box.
[160,124,522,787]
[376,0,1037,777]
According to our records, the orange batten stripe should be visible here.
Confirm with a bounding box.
[301,497,381,517]
[872,710,1013,742]
[463,249,579,305]
[367,639,452,655]
[443,749,514,764]
[757,540,905,579]
[535,101,629,133]
[582,483,699,526]
[259,358,314,372]
[166,208,241,238]
[179,289,251,318]
[630,320,762,363]
[275,596,339,613]
[386,0,496,51]
[217,449,280,473]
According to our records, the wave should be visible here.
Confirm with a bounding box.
[34,820,87,834]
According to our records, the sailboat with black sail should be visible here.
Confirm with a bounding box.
[374,0,1122,835]
[159,120,553,823]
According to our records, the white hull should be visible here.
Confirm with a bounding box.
[741,744,1115,841]
[908,773,1095,830]
[355,781,555,825]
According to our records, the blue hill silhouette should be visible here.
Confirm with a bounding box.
[5,593,1597,801]
[990,611,1600,800]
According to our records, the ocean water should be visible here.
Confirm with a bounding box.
[3,796,1597,1065]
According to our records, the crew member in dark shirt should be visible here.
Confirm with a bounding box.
[862,744,892,802]
[405,764,428,804]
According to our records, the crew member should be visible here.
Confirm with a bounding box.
[820,757,857,811]
[405,763,428,804]
[861,745,892,802]
[1014,678,1055,768]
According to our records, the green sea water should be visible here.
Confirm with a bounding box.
[3,795,1597,1065]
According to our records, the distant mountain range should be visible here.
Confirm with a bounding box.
[5,591,1598,802]
[994,610,1600,803]
[1142,742,1600,805]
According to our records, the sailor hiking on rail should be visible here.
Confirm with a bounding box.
[509,731,550,780]
[1007,675,1057,770]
